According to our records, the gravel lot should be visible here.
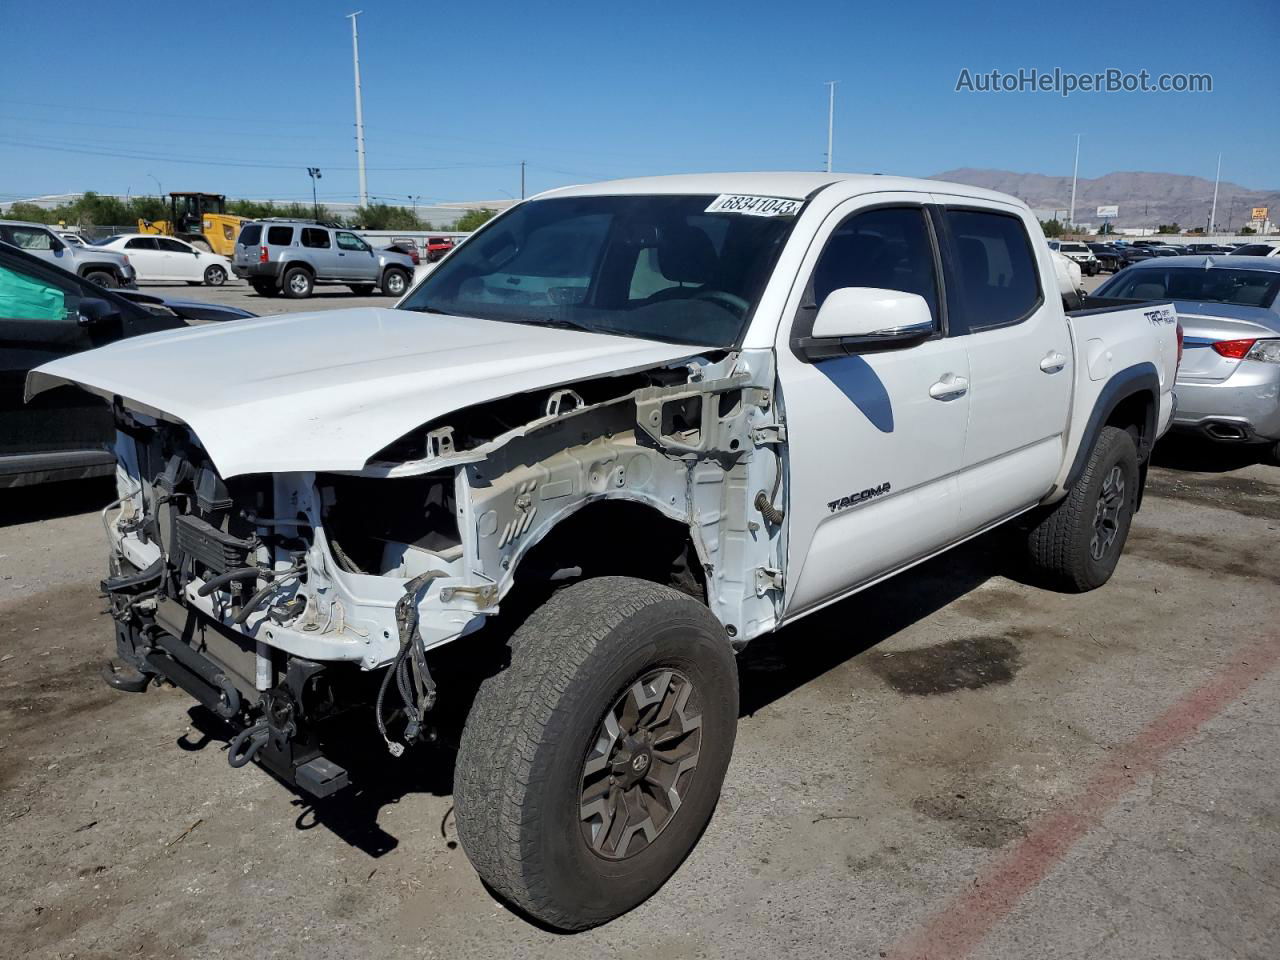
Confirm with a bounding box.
[2,273,1278,960]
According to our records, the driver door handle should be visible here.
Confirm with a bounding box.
[929,374,969,400]
[1040,351,1067,373]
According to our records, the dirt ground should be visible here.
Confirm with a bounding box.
[1,434,1278,960]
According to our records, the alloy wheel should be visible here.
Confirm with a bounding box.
[1090,465,1125,561]
[579,669,702,861]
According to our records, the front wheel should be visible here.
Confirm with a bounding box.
[84,270,117,289]
[203,264,227,286]
[454,577,738,930]
[1026,425,1140,592]
[381,267,409,297]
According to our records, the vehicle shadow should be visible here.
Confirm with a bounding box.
[1151,434,1273,473]
[737,530,1006,715]
[172,527,1010,860]
[0,477,115,528]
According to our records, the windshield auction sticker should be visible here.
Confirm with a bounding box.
[705,194,803,217]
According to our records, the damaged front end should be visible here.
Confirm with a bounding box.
[97,349,787,797]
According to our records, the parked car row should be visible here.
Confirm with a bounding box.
[1051,237,1279,275]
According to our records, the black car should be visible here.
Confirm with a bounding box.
[1087,242,1124,273]
[0,243,255,488]
[1114,245,1158,268]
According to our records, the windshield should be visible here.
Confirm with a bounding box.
[1097,267,1280,309]
[398,194,799,347]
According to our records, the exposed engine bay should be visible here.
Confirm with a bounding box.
[99,349,787,796]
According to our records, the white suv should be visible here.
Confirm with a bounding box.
[1048,239,1100,275]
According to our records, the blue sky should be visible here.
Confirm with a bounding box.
[2,0,1276,205]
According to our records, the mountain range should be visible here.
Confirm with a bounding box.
[930,169,1278,231]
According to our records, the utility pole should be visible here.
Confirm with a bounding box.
[1209,152,1221,233]
[408,194,420,222]
[825,81,837,173]
[307,168,322,220]
[347,11,368,208]
[520,161,526,200]
[1068,133,1080,229]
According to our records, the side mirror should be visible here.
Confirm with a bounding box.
[193,249,202,257]
[49,238,64,252]
[812,287,935,339]
[78,297,120,327]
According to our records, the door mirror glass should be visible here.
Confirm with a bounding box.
[811,287,935,342]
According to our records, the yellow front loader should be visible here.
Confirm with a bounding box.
[138,193,246,257]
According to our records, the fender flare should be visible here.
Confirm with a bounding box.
[1063,361,1159,493]
[78,261,124,279]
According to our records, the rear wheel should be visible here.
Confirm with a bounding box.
[282,266,313,299]
[84,270,117,289]
[454,576,738,930]
[381,267,409,297]
[203,264,227,286]
[1026,425,1140,592]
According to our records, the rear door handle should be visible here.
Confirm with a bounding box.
[1040,351,1067,373]
[929,374,969,400]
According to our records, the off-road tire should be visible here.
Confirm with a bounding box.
[381,267,409,297]
[1027,425,1140,592]
[203,264,227,286]
[282,266,313,299]
[454,576,738,930]
[84,270,117,288]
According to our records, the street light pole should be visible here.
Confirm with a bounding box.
[307,168,322,221]
[148,173,162,198]
[520,160,526,200]
[825,81,837,173]
[1068,133,1081,229]
[347,11,368,208]
[1209,152,1222,233]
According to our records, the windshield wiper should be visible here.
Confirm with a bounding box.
[515,316,603,334]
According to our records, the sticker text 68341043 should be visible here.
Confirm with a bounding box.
[704,194,803,217]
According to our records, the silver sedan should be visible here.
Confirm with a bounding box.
[1094,256,1280,458]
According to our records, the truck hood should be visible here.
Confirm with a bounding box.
[28,307,697,478]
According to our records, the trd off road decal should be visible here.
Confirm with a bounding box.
[1143,306,1176,325]
[827,482,892,513]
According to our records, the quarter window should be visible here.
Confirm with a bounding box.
[266,226,294,246]
[944,209,1041,331]
[301,228,331,249]
[809,207,940,324]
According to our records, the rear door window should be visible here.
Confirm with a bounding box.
[301,228,331,249]
[125,237,159,250]
[943,209,1042,332]
[7,226,55,250]
[266,226,295,246]
[238,224,262,247]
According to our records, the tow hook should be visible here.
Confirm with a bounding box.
[228,721,269,768]
[100,658,151,694]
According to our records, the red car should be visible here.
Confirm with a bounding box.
[426,236,455,262]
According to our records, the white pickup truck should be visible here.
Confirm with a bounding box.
[29,173,1180,930]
